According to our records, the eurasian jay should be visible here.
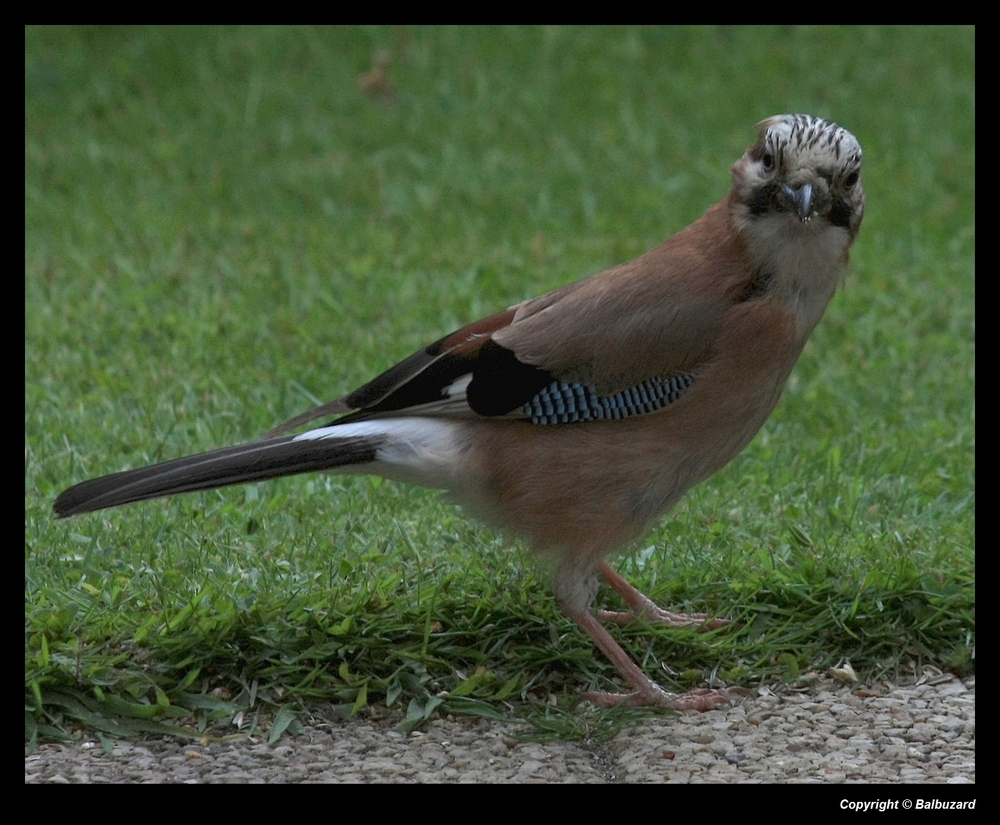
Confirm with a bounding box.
[54,114,865,710]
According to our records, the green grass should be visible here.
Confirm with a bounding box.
[25,26,974,746]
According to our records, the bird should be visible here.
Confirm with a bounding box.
[54,114,865,710]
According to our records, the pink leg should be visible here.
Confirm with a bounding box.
[563,602,747,710]
[597,561,731,630]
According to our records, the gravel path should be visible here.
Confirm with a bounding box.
[25,675,974,783]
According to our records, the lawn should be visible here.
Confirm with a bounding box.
[25,26,974,744]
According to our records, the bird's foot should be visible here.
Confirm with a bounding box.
[596,562,731,630]
[581,685,750,711]
[598,606,731,630]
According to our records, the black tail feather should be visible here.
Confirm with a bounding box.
[53,434,380,518]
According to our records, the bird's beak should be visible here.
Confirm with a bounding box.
[782,182,814,222]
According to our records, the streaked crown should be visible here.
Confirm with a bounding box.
[733,114,864,237]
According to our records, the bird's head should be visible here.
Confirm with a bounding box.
[732,114,865,240]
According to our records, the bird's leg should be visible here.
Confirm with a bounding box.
[596,561,731,630]
[554,563,744,710]
[563,603,746,710]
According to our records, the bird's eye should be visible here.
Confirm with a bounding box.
[762,151,775,171]
[844,171,859,189]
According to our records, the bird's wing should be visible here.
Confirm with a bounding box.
[271,206,745,434]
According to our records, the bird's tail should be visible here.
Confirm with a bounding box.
[53,417,464,518]
[53,431,382,518]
